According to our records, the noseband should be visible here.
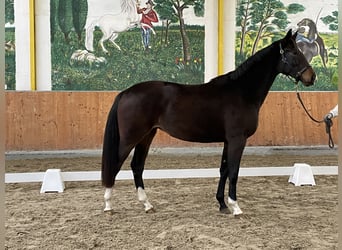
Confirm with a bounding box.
[279,43,312,83]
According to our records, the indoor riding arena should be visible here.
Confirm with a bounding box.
[5,0,339,249]
[5,91,338,249]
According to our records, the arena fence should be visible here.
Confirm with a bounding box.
[6,91,339,150]
[5,166,338,183]
[5,165,338,192]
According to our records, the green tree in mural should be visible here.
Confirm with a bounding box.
[72,0,88,42]
[5,0,14,24]
[236,0,256,57]
[321,11,338,32]
[50,0,58,43]
[250,1,305,55]
[51,0,88,43]
[154,3,178,45]
[58,0,73,43]
[154,0,204,62]
[237,0,305,57]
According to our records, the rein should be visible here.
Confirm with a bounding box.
[279,43,334,148]
[295,86,334,148]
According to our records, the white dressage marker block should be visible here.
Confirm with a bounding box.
[288,163,316,186]
[40,169,65,193]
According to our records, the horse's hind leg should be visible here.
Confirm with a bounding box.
[103,145,134,213]
[103,153,130,213]
[98,31,112,54]
[109,33,121,51]
[131,129,157,212]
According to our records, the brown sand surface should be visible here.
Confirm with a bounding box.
[5,150,338,249]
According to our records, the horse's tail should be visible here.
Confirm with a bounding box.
[317,36,328,67]
[101,93,122,188]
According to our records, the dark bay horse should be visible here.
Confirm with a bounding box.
[296,18,328,68]
[101,30,316,215]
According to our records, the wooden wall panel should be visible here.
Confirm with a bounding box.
[5,91,338,151]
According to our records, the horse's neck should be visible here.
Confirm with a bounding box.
[239,47,280,105]
[121,0,139,21]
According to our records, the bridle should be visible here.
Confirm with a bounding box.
[279,43,334,149]
[279,43,312,83]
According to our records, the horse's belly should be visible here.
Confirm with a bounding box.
[159,121,225,143]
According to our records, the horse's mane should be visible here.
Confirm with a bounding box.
[121,0,136,15]
[209,41,279,84]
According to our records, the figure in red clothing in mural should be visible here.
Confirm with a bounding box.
[137,0,159,51]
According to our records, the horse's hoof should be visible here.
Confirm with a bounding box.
[145,207,155,213]
[219,207,230,214]
[104,209,114,215]
[234,214,243,219]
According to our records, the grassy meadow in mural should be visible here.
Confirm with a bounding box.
[51,26,337,91]
[51,26,205,91]
[5,27,337,91]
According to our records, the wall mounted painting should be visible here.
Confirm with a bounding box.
[50,0,205,90]
[5,0,337,91]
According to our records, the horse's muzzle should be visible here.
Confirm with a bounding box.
[299,66,316,86]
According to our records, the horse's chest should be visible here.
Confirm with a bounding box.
[226,108,259,137]
[243,111,259,137]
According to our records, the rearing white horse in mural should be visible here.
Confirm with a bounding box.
[85,0,140,53]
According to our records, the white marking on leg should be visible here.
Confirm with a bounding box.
[228,197,243,215]
[104,188,113,212]
[137,187,154,212]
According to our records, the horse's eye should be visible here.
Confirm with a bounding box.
[291,50,298,55]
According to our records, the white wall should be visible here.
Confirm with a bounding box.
[35,0,52,90]
[14,0,31,90]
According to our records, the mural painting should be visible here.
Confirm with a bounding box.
[50,0,205,90]
[5,0,338,91]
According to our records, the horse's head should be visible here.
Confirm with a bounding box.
[277,29,316,86]
[297,18,315,28]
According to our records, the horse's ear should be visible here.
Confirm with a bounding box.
[292,31,298,40]
[282,29,296,48]
[284,29,292,40]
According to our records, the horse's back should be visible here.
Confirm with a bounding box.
[118,81,176,120]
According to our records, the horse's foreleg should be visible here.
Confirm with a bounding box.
[137,187,154,212]
[216,143,229,213]
[227,197,243,216]
[226,137,246,216]
[104,188,113,212]
[85,23,95,52]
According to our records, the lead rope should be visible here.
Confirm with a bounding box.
[295,86,334,148]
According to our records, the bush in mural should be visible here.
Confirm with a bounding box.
[236,0,338,91]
